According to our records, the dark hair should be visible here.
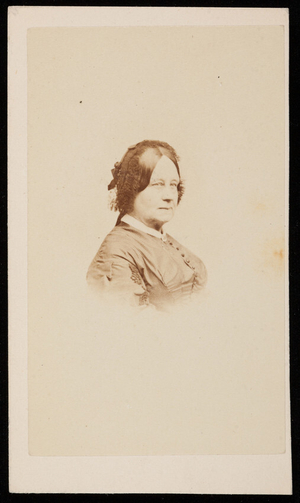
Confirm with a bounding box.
[108,140,184,222]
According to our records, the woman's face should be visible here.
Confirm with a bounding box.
[130,155,180,231]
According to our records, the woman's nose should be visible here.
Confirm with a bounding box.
[162,186,174,200]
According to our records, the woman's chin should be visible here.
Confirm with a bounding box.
[157,209,174,220]
[162,213,174,224]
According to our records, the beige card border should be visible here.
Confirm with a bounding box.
[8,7,291,494]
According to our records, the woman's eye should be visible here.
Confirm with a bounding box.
[151,181,178,188]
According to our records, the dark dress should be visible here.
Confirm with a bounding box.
[87,221,207,311]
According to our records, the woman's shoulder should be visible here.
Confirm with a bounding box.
[95,224,131,255]
[95,222,150,258]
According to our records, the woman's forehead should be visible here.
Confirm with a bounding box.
[151,155,179,179]
[139,147,160,167]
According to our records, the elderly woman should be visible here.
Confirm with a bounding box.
[87,140,207,310]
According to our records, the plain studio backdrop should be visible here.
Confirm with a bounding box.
[27,26,286,455]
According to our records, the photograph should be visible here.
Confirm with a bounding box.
[86,139,207,310]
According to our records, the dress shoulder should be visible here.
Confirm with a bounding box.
[95,223,146,260]
[86,224,150,307]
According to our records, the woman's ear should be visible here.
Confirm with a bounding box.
[177,179,185,203]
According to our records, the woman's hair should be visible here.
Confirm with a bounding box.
[108,140,184,221]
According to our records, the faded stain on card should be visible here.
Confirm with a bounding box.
[256,236,285,278]
[254,201,268,213]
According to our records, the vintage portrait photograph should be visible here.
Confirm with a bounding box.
[86,140,207,310]
[8,7,291,495]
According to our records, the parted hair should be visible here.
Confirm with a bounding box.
[108,140,184,222]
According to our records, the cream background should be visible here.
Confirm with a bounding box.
[9,7,291,494]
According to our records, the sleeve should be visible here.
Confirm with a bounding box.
[86,249,150,308]
[192,258,208,291]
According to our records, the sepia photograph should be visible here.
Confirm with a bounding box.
[86,140,207,310]
[9,7,291,494]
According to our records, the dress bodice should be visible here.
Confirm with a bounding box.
[87,222,207,310]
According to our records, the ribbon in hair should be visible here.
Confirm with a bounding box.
[107,144,137,190]
[108,162,121,190]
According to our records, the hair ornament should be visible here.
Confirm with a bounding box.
[107,145,138,190]
[108,161,122,190]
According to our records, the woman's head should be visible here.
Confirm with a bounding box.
[109,140,184,228]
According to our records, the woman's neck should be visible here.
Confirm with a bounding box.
[127,212,163,232]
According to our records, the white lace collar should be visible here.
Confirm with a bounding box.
[121,214,167,241]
